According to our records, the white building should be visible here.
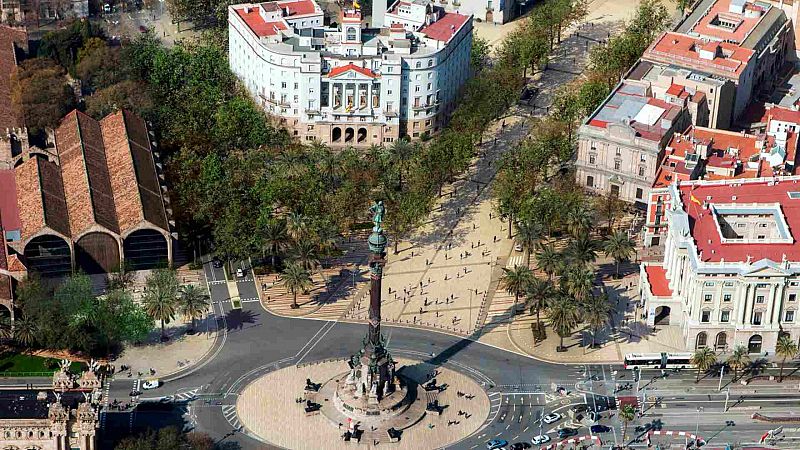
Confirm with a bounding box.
[640,176,800,356]
[228,0,473,146]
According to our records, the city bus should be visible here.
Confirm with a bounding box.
[623,352,693,370]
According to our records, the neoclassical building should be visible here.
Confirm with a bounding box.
[640,176,800,355]
[228,0,473,146]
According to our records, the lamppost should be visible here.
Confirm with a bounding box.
[695,407,703,441]
[718,365,725,391]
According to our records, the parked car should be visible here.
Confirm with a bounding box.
[486,439,508,450]
[212,258,223,268]
[236,267,245,278]
[542,412,561,424]
[532,435,550,445]
[141,379,160,390]
[557,427,578,439]
[590,424,610,434]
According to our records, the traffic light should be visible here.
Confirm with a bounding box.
[633,367,640,382]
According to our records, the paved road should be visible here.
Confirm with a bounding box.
[95,260,800,449]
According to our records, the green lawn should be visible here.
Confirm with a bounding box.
[0,353,85,375]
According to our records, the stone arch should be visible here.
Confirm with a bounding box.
[344,127,355,143]
[123,229,168,271]
[695,332,707,349]
[332,127,342,142]
[654,305,671,325]
[715,332,727,352]
[357,127,367,143]
[23,234,72,277]
[75,231,121,274]
[748,334,763,354]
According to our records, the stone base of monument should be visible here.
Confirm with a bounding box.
[313,369,427,439]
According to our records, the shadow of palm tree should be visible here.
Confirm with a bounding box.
[225,309,258,332]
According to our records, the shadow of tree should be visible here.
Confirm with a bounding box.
[225,308,259,332]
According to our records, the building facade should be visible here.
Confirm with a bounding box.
[640,176,800,355]
[228,0,473,146]
[575,81,691,206]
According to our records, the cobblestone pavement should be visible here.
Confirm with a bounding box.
[235,358,489,449]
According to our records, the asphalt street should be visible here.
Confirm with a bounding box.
[94,259,800,449]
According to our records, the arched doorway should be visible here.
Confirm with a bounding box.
[748,335,763,354]
[344,127,354,143]
[123,229,168,270]
[654,306,671,325]
[715,332,727,352]
[23,235,71,277]
[696,332,708,349]
[332,127,342,142]
[357,127,367,143]
[75,232,120,274]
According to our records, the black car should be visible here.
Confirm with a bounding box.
[212,258,223,268]
[570,404,589,414]
[590,424,610,434]
[557,427,578,439]
[510,443,531,450]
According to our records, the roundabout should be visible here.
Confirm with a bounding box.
[235,358,490,449]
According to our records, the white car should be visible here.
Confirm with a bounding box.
[236,268,245,278]
[141,379,160,390]
[532,435,550,445]
[542,412,561,424]
[514,243,523,252]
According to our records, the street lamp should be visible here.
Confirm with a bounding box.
[695,407,703,441]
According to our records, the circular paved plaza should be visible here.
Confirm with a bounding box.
[236,358,489,449]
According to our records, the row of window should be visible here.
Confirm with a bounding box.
[703,293,798,303]
[700,309,796,324]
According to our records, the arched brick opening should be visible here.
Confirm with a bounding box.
[344,127,354,142]
[357,127,367,143]
[76,232,121,274]
[23,234,71,277]
[332,127,342,142]
[123,229,168,270]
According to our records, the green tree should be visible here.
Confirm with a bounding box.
[690,347,717,383]
[470,36,491,70]
[596,191,623,233]
[291,240,321,273]
[0,316,11,340]
[604,230,635,278]
[11,58,76,134]
[515,219,543,267]
[75,37,123,91]
[583,293,612,348]
[142,269,179,341]
[619,404,636,443]
[85,80,154,120]
[179,285,210,332]
[549,294,579,352]
[561,264,594,304]
[500,265,534,311]
[534,242,561,282]
[261,219,290,270]
[564,234,598,268]
[727,345,750,381]
[13,317,37,347]
[565,204,594,238]
[526,277,553,340]
[776,334,798,382]
[281,263,313,309]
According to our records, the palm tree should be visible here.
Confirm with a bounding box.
[690,347,717,383]
[566,205,594,238]
[564,234,598,267]
[776,334,798,382]
[292,240,321,272]
[727,345,750,381]
[603,230,636,278]
[500,265,534,311]
[142,269,179,341]
[179,284,210,332]
[534,242,560,282]
[262,219,289,269]
[583,294,613,348]
[12,317,36,347]
[619,404,636,443]
[549,295,579,352]
[525,277,553,337]
[561,264,594,304]
[286,212,309,241]
[515,219,542,267]
[390,138,414,190]
[281,263,313,309]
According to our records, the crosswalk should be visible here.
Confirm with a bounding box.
[174,388,200,402]
[222,404,241,430]
[506,255,526,269]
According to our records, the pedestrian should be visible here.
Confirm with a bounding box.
[425,258,429,266]
[428,277,431,284]
[420,307,423,315]
[477,240,480,246]
[473,223,476,230]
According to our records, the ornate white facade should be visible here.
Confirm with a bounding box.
[228,0,473,146]
[640,176,800,355]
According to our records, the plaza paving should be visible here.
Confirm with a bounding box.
[235,358,489,449]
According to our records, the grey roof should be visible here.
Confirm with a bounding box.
[741,6,787,50]
[0,390,83,419]
[675,0,715,34]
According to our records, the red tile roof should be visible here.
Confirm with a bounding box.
[420,12,469,42]
[0,26,27,132]
[666,84,685,96]
[16,155,70,241]
[678,179,800,262]
[0,170,20,234]
[645,265,672,297]
[234,6,289,37]
[645,32,753,79]
[690,0,764,44]
[277,0,318,16]
[327,63,378,78]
